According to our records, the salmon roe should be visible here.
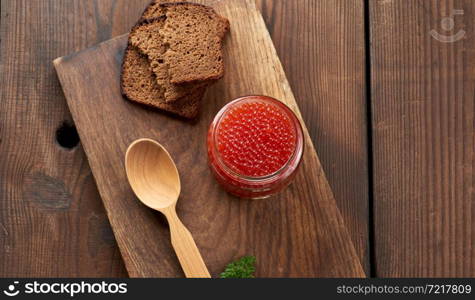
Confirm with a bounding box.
[208,96,304,199]
[216,101,297,177]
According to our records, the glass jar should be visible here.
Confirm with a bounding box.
[207,95,304,199]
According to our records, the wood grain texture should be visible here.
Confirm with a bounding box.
[54,0,365,277]
[370,0,475,276]
[256,0,370,274]
[0,0,154,277]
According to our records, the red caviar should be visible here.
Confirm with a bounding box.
[216,101,297,177]
[208,96,304,199]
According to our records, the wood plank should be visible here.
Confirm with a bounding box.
[256,0,370,274]
[0,0,153,277]
[370,0,475,276]
[54,0,365,277]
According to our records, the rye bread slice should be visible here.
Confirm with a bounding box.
[120,45,204,119]
[132,2,230,85]
[129,17,207,102]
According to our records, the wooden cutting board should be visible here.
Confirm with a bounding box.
[54,0,364,277]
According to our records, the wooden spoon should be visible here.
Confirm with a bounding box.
[125,138,210,278]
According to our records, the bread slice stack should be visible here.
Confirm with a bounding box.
[121,0,230,119]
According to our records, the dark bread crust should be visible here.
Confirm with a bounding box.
[139,0,183,22]
[140,1,221,22]
[160,2,221,11]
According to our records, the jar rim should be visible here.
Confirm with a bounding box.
[208,95,304,185]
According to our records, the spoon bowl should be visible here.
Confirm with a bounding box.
[125,138,210,278]
[125,139,180,210]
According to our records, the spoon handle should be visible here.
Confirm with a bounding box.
[163,207,211,278]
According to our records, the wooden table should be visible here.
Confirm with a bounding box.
[0,0,473,277]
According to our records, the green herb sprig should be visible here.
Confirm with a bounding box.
[220,256,256,278]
